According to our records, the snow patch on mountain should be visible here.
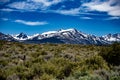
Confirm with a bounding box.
[102,33,120,42]
[12,32,28,40]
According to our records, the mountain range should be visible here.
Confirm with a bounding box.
[0,29,120,45]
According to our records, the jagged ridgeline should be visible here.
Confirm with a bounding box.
[0,40,120,80]
[0,29,120,45]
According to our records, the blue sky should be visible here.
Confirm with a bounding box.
[0,0,120,36]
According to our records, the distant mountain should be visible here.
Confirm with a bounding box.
[27,28,110,45]
[12,32,28,40]
[0,32,15,41]
[102,33,120,42]
[0,29,120,45]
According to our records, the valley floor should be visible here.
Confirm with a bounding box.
[0,40,120,80]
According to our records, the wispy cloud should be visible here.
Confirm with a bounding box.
[55,8,80,16]
[7,0,65,11]
[1,18,9,21]
[0,8,15,12]
[105,17,120,20]
[7,1,40,11]
[32,0,63,7]
[80,17,93,20]
[0,18,48,26]
[82,0,120,17]
[14,20,48,26]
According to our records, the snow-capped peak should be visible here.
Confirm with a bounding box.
[102,33,120,42]
[42,31,58,35]
[40,28,79,38]
[28,33,40,39]
[41,28,77,35]
[58,28,77,33]
[12,32,28,40]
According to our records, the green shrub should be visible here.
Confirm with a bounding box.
[0,69,6,80]
[40,73,55,80]
[41,62,57,75]
[94,69,110,80]
[6,74,20,80]
[0,40,6,50]
[70,70,103,80]
[100,42,120,66]
[40,51,48,55]
[85,55,109,70]
[73,71,89,79]
[16,66,34,80]
[0,59,9,67]
[31,63,43,76]
[110,76,120,80]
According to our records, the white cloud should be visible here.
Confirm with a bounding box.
[0,18,48,25]
[14,20,48,26]
[8,1,41,10]
[7,0,64,11]
[105,17,120,20]
[0,8,15,12]
[82,0,120,17]
[80,17,92,19]
[108,10,120,17]
[55,8,80,16]
[1,18,9,21]
[32,0,63,7]
[52,7,98,16]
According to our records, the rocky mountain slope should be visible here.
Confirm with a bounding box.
[0,29,120,45]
